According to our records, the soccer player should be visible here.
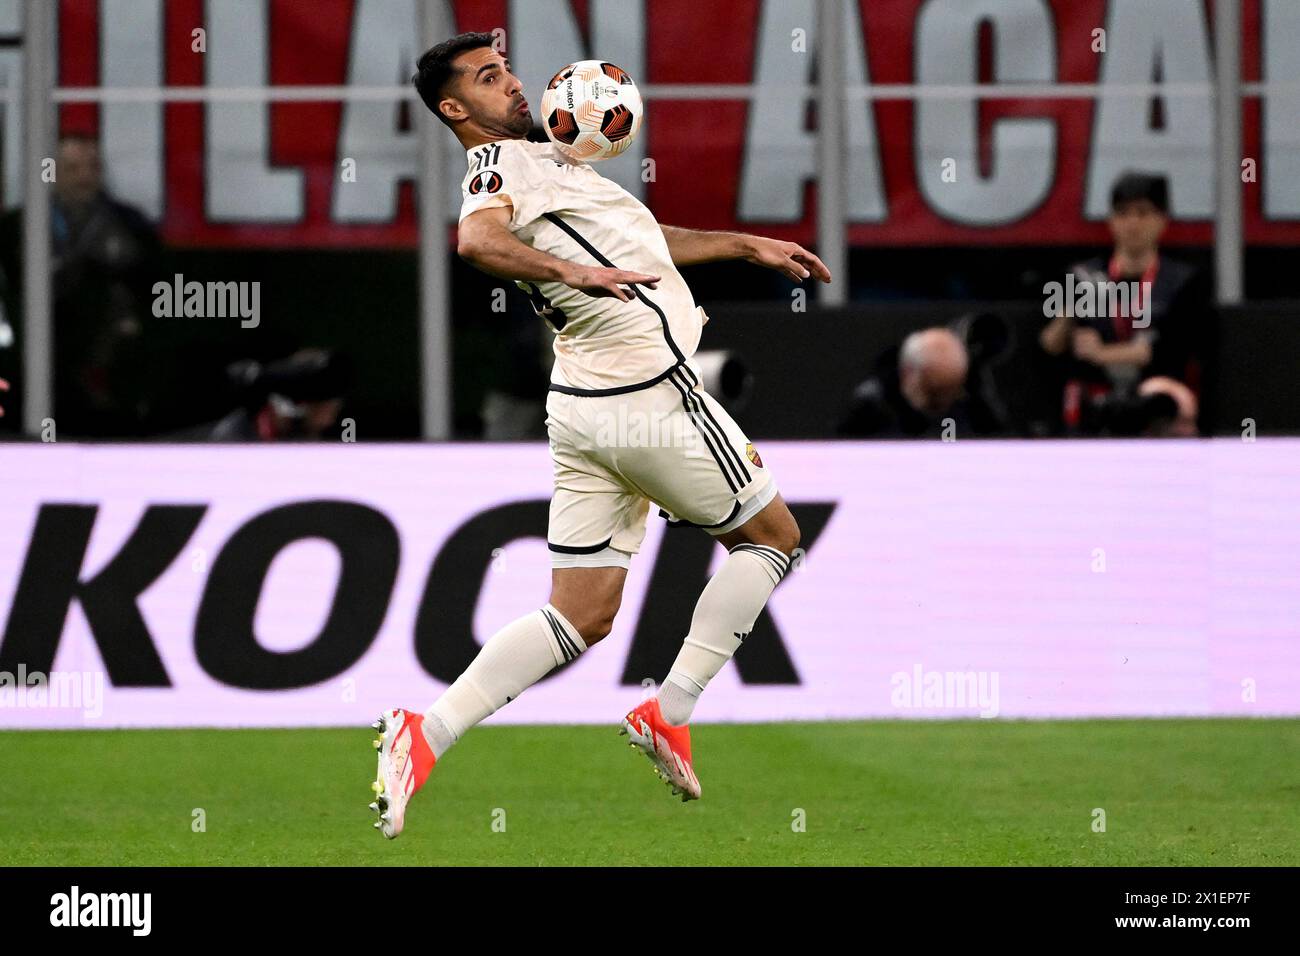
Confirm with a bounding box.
[370,33,830,838]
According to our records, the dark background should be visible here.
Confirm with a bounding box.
[2,244,1294,440]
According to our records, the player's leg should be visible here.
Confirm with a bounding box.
[419,567,624,757]
[421,440,644,760]
[370,392,645,838]
[369,575,605,839]
[629,372,801,729]
[621,495,797,803]
[714,491,801,554]
[373,564,628,837]
[616,371,796,798]
[547,564,627,647]
[655,493,800,728]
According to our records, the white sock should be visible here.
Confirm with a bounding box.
[658,543,790,725]
[423,604,585,758]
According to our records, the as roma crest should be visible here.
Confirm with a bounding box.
[746,442,763,467]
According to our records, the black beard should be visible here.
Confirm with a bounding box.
[502,110,532,137]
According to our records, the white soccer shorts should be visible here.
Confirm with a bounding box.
[544,366,778,569]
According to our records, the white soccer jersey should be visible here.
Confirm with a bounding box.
[458,138,708,394]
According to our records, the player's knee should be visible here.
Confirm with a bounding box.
[754,497,800,556]
[551,598,619,645]
[764,521,800,558]
[762,513,801,556]
[784,521,802,557]
[725,513,800,557]
[570,608,616,646]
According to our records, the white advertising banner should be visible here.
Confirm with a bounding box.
[1,440,1297,728]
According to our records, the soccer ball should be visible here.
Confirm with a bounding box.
[540,60,644,161]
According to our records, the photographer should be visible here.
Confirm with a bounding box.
[198,348,350,442]
[1039,172,1208,436]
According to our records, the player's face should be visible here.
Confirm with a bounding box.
[445,47,531,138]
[1108,200,1167,257]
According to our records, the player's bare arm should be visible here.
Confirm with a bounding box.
[459,205,660,302]
[659,224,832,284]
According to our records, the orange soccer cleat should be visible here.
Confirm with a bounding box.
[369,709,437,839]
[620,698,702,802]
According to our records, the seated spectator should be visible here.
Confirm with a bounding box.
[1038,171,1208,435]
[838,326,1005,438]
[197,349,350,442]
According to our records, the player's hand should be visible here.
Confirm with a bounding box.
[0,376,8,418]
[564,264,660,302]
[743,236,832,284]
[1072,327,1104,363]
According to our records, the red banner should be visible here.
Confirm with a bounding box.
[54,0,1298,248]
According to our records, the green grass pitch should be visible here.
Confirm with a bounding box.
[3,718,1296,866]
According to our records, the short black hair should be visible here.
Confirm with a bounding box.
[1110,171,1169,214]
[412,32,498,127]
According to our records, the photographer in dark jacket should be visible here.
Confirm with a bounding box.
[1039,172,1209,435]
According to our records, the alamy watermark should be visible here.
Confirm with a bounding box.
[1042,272,1151,329]
[50,886,150,936]
[152,273,260,328]
[0,664,104,719]
[594,407,703,451]
[890,664,1000,718]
